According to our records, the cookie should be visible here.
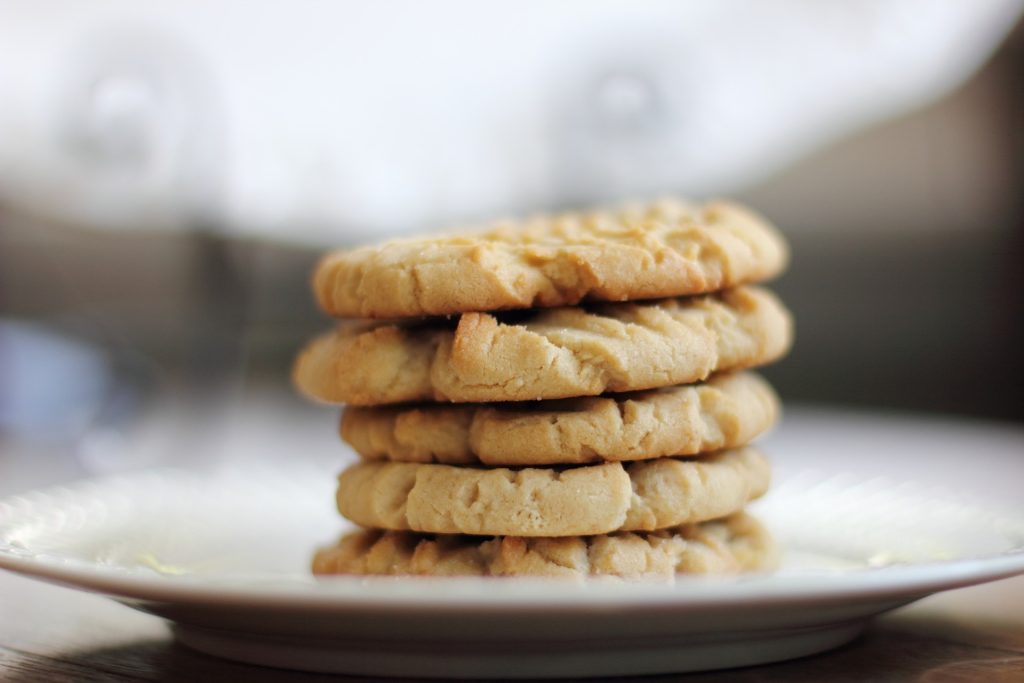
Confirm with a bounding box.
[312,512,776,578]
[294,286,792,406]
[314,199,788,318]
[341,372,779,466]
[334,447,770,537]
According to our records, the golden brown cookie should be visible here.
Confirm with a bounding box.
[294,286,792,406]
[334,447,770,537]
[314,199,788,318]
[341,372,779,466]
[312,512,776,578]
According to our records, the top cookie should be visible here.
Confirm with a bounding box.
[314,199,788,318]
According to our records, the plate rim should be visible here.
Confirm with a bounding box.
[2,548,1024,612]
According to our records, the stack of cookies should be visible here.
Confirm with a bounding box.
[295,199,792,579]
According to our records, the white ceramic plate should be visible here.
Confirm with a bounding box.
[1,410,1023,678]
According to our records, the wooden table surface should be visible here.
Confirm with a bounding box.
[0,568,1021,682]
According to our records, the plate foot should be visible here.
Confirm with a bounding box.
[174,619,867,678]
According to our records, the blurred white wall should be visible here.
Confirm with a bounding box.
[0,0,1020,243]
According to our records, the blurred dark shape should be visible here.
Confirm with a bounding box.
[741,29,1024,420]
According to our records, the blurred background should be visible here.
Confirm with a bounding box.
[1,1,1022,491]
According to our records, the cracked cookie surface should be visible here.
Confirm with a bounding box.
[312,511,775,578]
[334,447,770,536]
[313,199,788,318]
[294,286,792,406]
[341,372,779,466]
